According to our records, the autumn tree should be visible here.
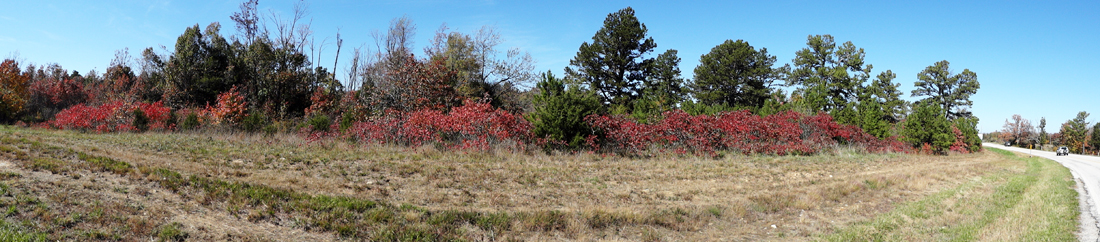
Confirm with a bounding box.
[1001,114,1033,146]
[0,59,29,121]
[690,39,779,110]
[912,60,980,120]
[566,7,656,112]
[425,24,535,112]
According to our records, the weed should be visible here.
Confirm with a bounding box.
[156,222,189,242]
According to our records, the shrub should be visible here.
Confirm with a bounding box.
[338,111,356,132]
[240,111,266,133]
[200,86,247,126]
[585,109,907,157]
[132,108,149,132]
[526,72,601,149]
[901,102,954,154]
[341,100,536,151]
[308,115,332,132]
[181,112,201,130]
[49,101,175,132]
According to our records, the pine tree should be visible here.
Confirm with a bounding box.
[528,71,601,149]
[902,102,955,154]
[912,60,980,120]
[690,39,779,110]
[565,7,656,112]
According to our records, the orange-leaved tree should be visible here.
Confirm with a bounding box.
[0,59,29,121]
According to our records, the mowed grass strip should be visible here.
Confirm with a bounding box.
[821,147,1078,241]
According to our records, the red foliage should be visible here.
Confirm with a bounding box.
[28,77,87,109]
[49,100,174,132]
[200,86,247,125]
[0,59,29,118]
[333,100,535,151]
[949,126,969,153]
[586,110,908,156]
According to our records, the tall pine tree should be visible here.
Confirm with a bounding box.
[565,7,656,113]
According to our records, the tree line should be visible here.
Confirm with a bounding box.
[0,4,981,154]
[994,112,1100,155]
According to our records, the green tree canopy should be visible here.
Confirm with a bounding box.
[1062,111,1091,153]
[863,70,908,123]
[1038,117,1049,146]
[912,60,979,120]
[528,71,601,149]
[902,102,955,154]
[642,49,685,112]
[565,7,656,112]
[690,39,779,109]
[785,34,871,114]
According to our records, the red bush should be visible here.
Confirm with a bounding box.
[49,100,175,132]
[334,100,535,151]
[200,86,247,125]
[586,110,908,156]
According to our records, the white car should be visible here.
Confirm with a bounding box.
[1057,146,1069,156]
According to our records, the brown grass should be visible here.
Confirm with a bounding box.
[0,126,1024,241]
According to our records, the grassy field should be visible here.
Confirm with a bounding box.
[0,126,1079,241]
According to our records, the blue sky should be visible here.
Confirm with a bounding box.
[1,0,1097,133]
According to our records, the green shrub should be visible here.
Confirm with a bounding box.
[527,71,601,149]
[156,222,189,242]
[180,113,200,130]
[263,124,278,136]
[166,111,178,130]
[132,108,150,132]
[339,111,356,132]
[308,115,332,132]
[902,102,954,154]
[240,111,265,133]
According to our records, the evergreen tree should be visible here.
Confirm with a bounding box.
[785,35,871,117]
[864,70,908,123]
[955,116,982,152]
[1062,111,1091,153]
[642,49,685,112]
[912,60,980,120]
[565,7,656,112]
[902,102,955,154]
[856,94,889,139]
[690,39,780,110]
[1038,117,1048,146]
[528,71,601,149]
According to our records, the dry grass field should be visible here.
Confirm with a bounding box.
[0,126,1078,241]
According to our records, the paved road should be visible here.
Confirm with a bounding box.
[985,143,1100,241]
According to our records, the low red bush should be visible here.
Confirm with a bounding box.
[336,100,536,151]
[49,100,175,132]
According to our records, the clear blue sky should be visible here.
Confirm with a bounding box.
[1,0,1097,133]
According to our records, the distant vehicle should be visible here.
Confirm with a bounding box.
[1004,141,1012,146]
[1057,146,1069,156]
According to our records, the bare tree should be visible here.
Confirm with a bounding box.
[230,0,259,45]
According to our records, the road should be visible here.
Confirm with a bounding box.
[985,143,1100,241]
